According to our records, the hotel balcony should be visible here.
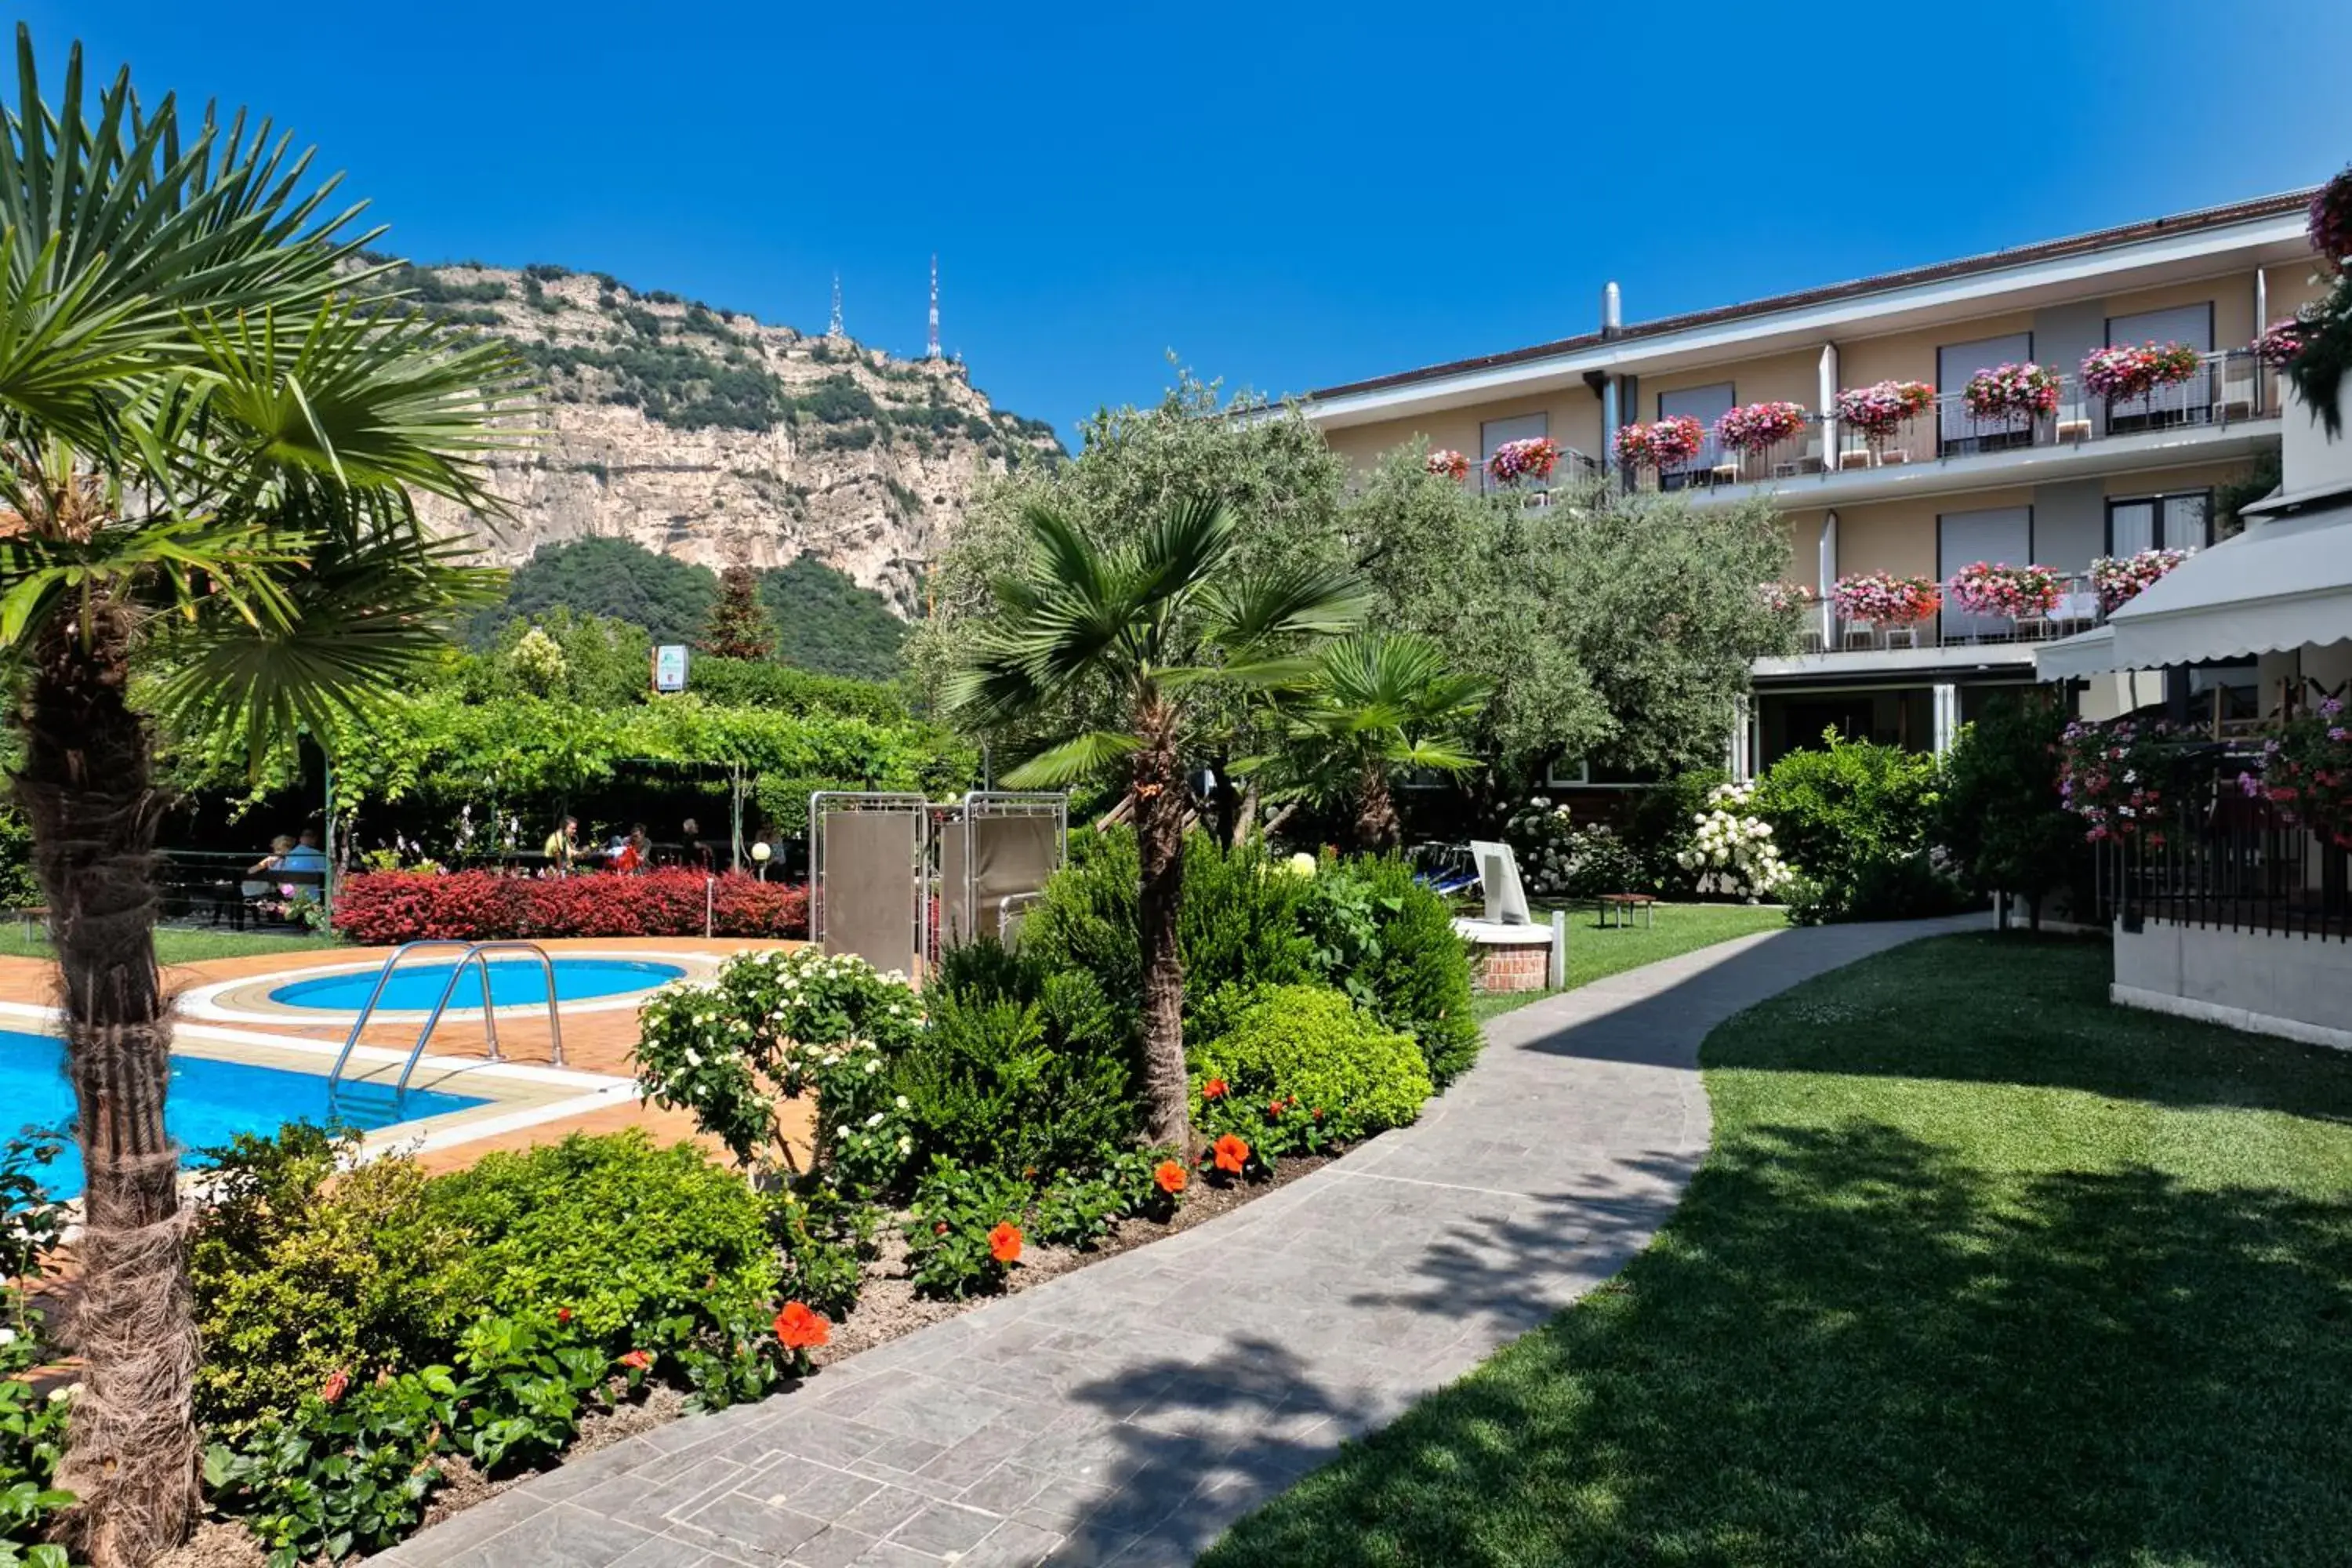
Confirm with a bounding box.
[1659,350,2278,509]
[1754,573,2112,683]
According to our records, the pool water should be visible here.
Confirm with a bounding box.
[0,1028,488,1200]
[267,956,685,1011]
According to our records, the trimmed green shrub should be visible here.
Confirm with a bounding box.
[1303,858,1479,1086]
[416,1132,787,1354]
[190,1127,459,1439]
[1626,771,1726,895]
[1192,985,1433,1142]
[1752,734,1963,922]
[895,938,1134,1181]
[1022,829,1319,1041]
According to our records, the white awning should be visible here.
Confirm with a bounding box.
[2034,626,2119,681]
[2036,499,2352,679]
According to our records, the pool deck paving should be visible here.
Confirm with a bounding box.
[379,913,1986,1568]
[0,936,808,1174]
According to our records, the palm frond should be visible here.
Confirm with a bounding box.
[1200,560,1371,662]
[1000,730,1143,787]
[146,517,501,771]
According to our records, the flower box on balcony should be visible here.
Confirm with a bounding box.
[1758,581,1820,615]
[1486,437,1559,485]
[1831,380,1933,450]
[2080,342,2201,402]
[1830,572,1939,626]
[2089,547,2194,614]
[1962,363,2061,420]
[2253,319,2309,369]
[1715,401,1808,454]
[1425,448,1472,482]
[1612,416,1702,472]
[1945,561,2063,620]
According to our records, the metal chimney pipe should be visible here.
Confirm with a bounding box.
[1601,281,1622,337]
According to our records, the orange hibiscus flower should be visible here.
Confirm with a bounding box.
[1213,1134,1251,1174]
[1202,1077,1228,1100]
[774,1301,831,1351]
[1153,1159,1187,1195]
[988,1221,1024,1264]
[619,1349,655,1372]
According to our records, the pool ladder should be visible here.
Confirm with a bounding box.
[325,940,567,1108]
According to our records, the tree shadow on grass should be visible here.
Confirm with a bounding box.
[1196,1115,2352,1567]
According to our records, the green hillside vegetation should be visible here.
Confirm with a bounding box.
[760,556,909,682]
[489,537,716,646]
[481,539,909,683]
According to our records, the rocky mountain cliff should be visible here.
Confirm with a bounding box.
[372,260,1064,615]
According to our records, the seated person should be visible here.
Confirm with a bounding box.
[243,836,295,898]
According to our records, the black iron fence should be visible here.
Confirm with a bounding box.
[2094,746,2350,942]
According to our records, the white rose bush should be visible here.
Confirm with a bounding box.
[1677,782,1795,899]
[634,949,923,1196]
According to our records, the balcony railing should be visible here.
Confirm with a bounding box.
[1486,445,1605,503]
[1794,572,2107,655]
[1637,350,2270,491]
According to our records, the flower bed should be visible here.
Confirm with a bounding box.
[1612,415,1703,471]
[1424,447,1471,481]
[330,869,808,944]
[1962,361,2061,420]
[1675,782,1792,899]
[1833,379,1933,446]
[2080,341,2201,401]
[1831,572,1940,625]
[1944,561,2063,620]
[1714,401,1807,453]
[2089,546,2193,613]
[2057,717,2179,843]
[1486,436,1560,485]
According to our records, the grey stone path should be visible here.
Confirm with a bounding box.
[381,915,1984,1568]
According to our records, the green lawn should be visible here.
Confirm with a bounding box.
[0,927,345,965]
[1470,902,1789,1023]
[1206,935,2352,1567]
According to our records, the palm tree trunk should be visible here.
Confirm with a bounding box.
[1355,760,1399,853]
[15,604,198,1568]
[1132,702,1190,1154]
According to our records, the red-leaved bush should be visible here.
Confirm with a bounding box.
[331,870,809,946]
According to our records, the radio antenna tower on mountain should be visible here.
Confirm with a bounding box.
[828,273,843,338]
[927,255,941,361]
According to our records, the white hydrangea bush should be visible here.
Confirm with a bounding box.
[1676,782,1795,900]
[1502,797,1578,898]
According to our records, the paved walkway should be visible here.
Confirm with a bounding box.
[380,916,1984,1568]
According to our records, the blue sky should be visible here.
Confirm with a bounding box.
[24,2,2352,441]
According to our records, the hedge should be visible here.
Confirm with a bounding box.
[331,869,807,944]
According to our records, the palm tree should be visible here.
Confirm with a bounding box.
[949,498,1365,1150]
[1271,633,1490,851]
[0,33,521,1564]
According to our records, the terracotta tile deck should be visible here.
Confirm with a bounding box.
[0,936,815,1174]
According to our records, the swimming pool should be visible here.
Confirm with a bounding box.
[267,956,685,1012]
[0,1028,488,1200]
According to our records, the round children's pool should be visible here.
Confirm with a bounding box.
[267,956,686,1012]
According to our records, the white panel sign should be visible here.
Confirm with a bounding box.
[653,644,689,693]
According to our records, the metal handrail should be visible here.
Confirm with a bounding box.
[325,940,478,1092]
[324,940,567,1113]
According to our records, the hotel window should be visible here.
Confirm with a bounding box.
[1655,383,1733,490]
[2106,490,2212,555]
[1937,332,2033,455]
[2104,303,2214,430]
[1479,412,1547,495]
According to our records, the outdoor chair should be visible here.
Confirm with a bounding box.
[1772,437,1824,477]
